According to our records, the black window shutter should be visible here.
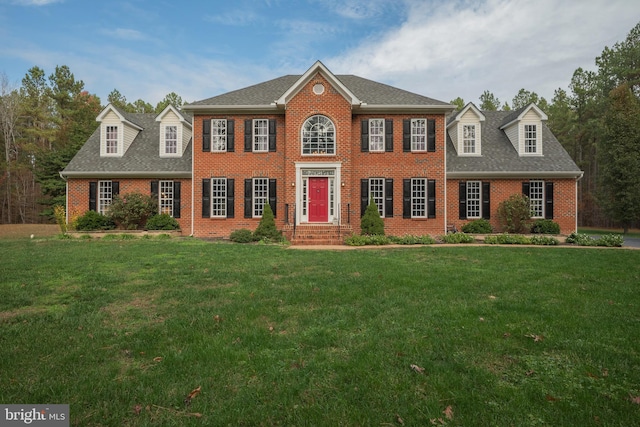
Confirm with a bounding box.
[244,179,252,218]
[268,119,276,152]
[202,119,210,152]
[202,179,210,218]
[89,182,97,211]
[112,181,120,196]
[459,181,467,219]
[385,178,393,217]
[427,119,436,152]
[360,179,369,217]
[150,181,159,198]
[361,119,369,152]
[482,182,490,220]
[173,181,181,218]
[545,182,554,219]
[385,119,393,152]
[403,179,411,218]
[269,179,277,217]
[227,119,235,152]
[427,179,436,218]
[244,119,252,152]
[403,119,411,152]
[227,178,235,218]
[522,182,530,198]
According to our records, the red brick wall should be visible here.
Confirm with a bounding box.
[446,178,578,234]
[66,178,192,234]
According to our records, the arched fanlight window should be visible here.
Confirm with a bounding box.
[302,115,335,155]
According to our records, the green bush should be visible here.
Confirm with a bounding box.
[74,210,115,231]
[230,228,255,243]
[529,235,559,245]
[530,219,560,234]
[461,219,493,234]
[253,204,282,241]
[497,194,531,233]
[108,192,157,230]
[440,232,475,244]
[344,234,368,246]
[388,234,436,245]
[344,234,390,246]
[361,199,385,236]
[484,234,531,244]
[596,234,624,247]
[145,213,180,230]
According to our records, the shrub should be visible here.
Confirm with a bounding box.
[361,199,385,236]
[253,204,282,241]
[530,235,559,245]
[146,213,180,230]
[461,219,493,234]
[230,228,255,243]
[344,234,390,246]
[441,232,475,244]
[74,210,115,231]
[530,219,560,234]
[484,234,531,244]
[388,234,436,245]
[53,205,67,234]
[496,194,531,233]
[108,192,157,230]
[344,234,368,246]
[596,234,624,247]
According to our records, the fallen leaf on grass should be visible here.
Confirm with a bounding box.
[545,394,558,402]
[214,315,222,323]
[184,386,201,407]
[630,394,640,404]
[488,295,497,300]
[153,356,163,363]
[443,405,454,420]
[133,405,142,415]
[410,364,425,374]
[395,413,405,425]
[525,334,544,342]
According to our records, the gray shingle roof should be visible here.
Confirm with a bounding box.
[187,75,450,107]
[446,110,582,177]
[62,114,192,177]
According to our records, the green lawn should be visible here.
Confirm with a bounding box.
[1,237,639,426]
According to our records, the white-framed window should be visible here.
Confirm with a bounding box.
[463,124,476,154]
[253,177,268,217]
[524,124,537,153]
[253,119,269,152]
[98,180,112,215]
[106,126,118,154]
[369,178,385,217]
[211,178,227,217]
[369,119,385,152]
[411,178,427,218]
[164,126,177,155]
[466,181,481,218]
[158,180,173,216]
[302,115,335,155]
[212,119,227,152]
[529,180,544,218]
[411,119,426,152]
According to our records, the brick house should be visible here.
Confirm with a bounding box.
[61,61,582,242]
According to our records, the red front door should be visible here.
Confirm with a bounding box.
[308,177,329,222]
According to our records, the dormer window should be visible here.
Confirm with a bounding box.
[524,124,537,154]
[463,124,476,154]
[164,125,178,154]
[105,126,119,154]
[499,103,546,156]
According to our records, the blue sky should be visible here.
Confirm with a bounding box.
[1,0,639,107]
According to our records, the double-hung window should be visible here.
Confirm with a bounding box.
[411,178,427,218]
[106,126,118,154]
[524,124,537,153]
[211,178,227,217]
[529,180,544,218]
[159,180,174,215]
[463,125,476,154]
[253,119,269,152]
[212,119,227,152]
[253,178,269,217]
[369,178,385,217]
[165,126,177,155]
[466,181,481,218]
[411,119,426,151]
[369,119,385,152]
[98,181,112,215]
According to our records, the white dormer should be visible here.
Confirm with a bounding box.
[500,103,547,156]
[96,104,143,157]
[156,105,192,157]
[447,103,485,156]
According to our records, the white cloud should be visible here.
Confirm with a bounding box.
[100,28,149,41]
[11,0,62,5]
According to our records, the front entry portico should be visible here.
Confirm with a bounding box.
[296,162,342,225]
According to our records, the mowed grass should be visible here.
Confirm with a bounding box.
[1,238,639,426]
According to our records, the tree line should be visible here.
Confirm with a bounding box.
[0,65,184,223]
[450,22,640,231]
[1,22,639,229]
